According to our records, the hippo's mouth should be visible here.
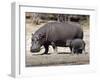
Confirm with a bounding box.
[30,48,41,53]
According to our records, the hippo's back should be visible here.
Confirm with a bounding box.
[44,22,83,41]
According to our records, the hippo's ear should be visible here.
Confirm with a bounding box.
[39,34,46,39]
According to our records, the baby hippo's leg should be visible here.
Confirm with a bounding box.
[83,48,86,55]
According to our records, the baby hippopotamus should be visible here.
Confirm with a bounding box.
[69,39,86,54]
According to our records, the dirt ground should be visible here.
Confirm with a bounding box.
[25,22,89,67]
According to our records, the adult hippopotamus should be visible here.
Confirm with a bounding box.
[30,22,83,54]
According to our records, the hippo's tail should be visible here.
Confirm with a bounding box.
[75,26,84,39]
[78,29,84,39]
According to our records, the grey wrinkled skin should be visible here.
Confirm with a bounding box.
[30,22,83,54]
[69,39,86,54]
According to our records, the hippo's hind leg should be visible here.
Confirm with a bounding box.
[69,46,75,55]
[69,46,72,53]
[71,48,75,55]
[52,46,57,54]
[51,42,57,54]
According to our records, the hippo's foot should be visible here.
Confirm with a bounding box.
[40,53,47,55]
[40,52,50,55]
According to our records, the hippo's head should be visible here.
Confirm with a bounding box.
[30,33,46,52]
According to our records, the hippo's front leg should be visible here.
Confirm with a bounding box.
[42,44,49,55]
